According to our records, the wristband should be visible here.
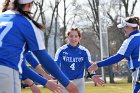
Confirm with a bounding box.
[87,72,96,78]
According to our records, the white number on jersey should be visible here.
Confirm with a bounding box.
[0,22,13,47]
[70,63,75,70]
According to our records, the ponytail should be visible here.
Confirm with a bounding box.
[17,4,45,31]
[2,0,10,12]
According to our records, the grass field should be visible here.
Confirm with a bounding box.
[21,80,132,93]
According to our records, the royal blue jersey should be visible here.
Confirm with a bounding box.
[0,10,45,73]
[117,30,140,69]
[54,44,92,80]
[97,30,140,70]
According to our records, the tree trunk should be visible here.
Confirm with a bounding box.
[108,65,115,83]
[127,68,132,83]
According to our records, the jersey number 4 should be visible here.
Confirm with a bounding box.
[70,63,75,70]
[0,22,13,47]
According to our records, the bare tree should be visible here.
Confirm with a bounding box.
[45,0,61,49]
[60,0,77,44]
[33,0,46,24]
[122,0,137,17]
[54,0,59,53]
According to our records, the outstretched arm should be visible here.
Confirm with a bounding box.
[25,52,53,80]
[35,64,53,80]
[22,62,63,93]
[88,54,125,72]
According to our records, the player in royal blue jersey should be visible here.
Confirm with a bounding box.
[0,0,78,93]
[54,28,104,93]
[88,16,140,93]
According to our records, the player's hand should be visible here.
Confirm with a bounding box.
[138,90,140,93]
[30,84,41,93]
[65,81,78,93]
[91,75,105,86]
[88,63,98,72]
[45,80,63,93]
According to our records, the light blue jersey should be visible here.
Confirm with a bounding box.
[54,44,92,80]
[0,10,45,73]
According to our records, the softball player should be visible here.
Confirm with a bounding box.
[88,16,140,93]
[0,0,78,93]
[54,28,104,93]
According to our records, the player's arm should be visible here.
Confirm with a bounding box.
[22,62,47,86]
[22,62,64,93]
[25,52,53,80]
[88,54,125,73]
[32,50,69,87]
[24,52,39,68]
[23,78,41,93]
[35,64,53,80]
[96,53,125,67]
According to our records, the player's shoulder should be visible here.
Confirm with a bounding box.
[78,45,88,51]
[78,45,90,54]
[1,10,26,20]
[124,33,140,45]
[56,44,68,53]
[60,44,68,50]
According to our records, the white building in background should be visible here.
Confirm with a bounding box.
[47,21,61,58]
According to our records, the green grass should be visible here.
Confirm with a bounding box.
[22,81,132,93]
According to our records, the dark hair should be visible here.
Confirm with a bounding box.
[2,0,10,12]
[66,28,82,38]
[2,0,45,30]
[125,17,140,29]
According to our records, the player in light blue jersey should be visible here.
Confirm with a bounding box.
[88,16,140,93]
[0,0,78,93]
[54,28,104,93]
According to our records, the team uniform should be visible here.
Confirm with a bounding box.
[54,44,92,93]
[0,10,69,93]
[96,30,140,93]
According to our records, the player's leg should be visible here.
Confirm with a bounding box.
[0,65,21,93]
[133,68,140,93]
[132,68,139,93]
[59,78,85,93]
[73,78,85,93]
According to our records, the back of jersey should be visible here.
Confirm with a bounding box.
[0,10,30,72]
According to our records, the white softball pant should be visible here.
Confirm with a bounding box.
[0,65,21,93]
[60,78,85,93]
